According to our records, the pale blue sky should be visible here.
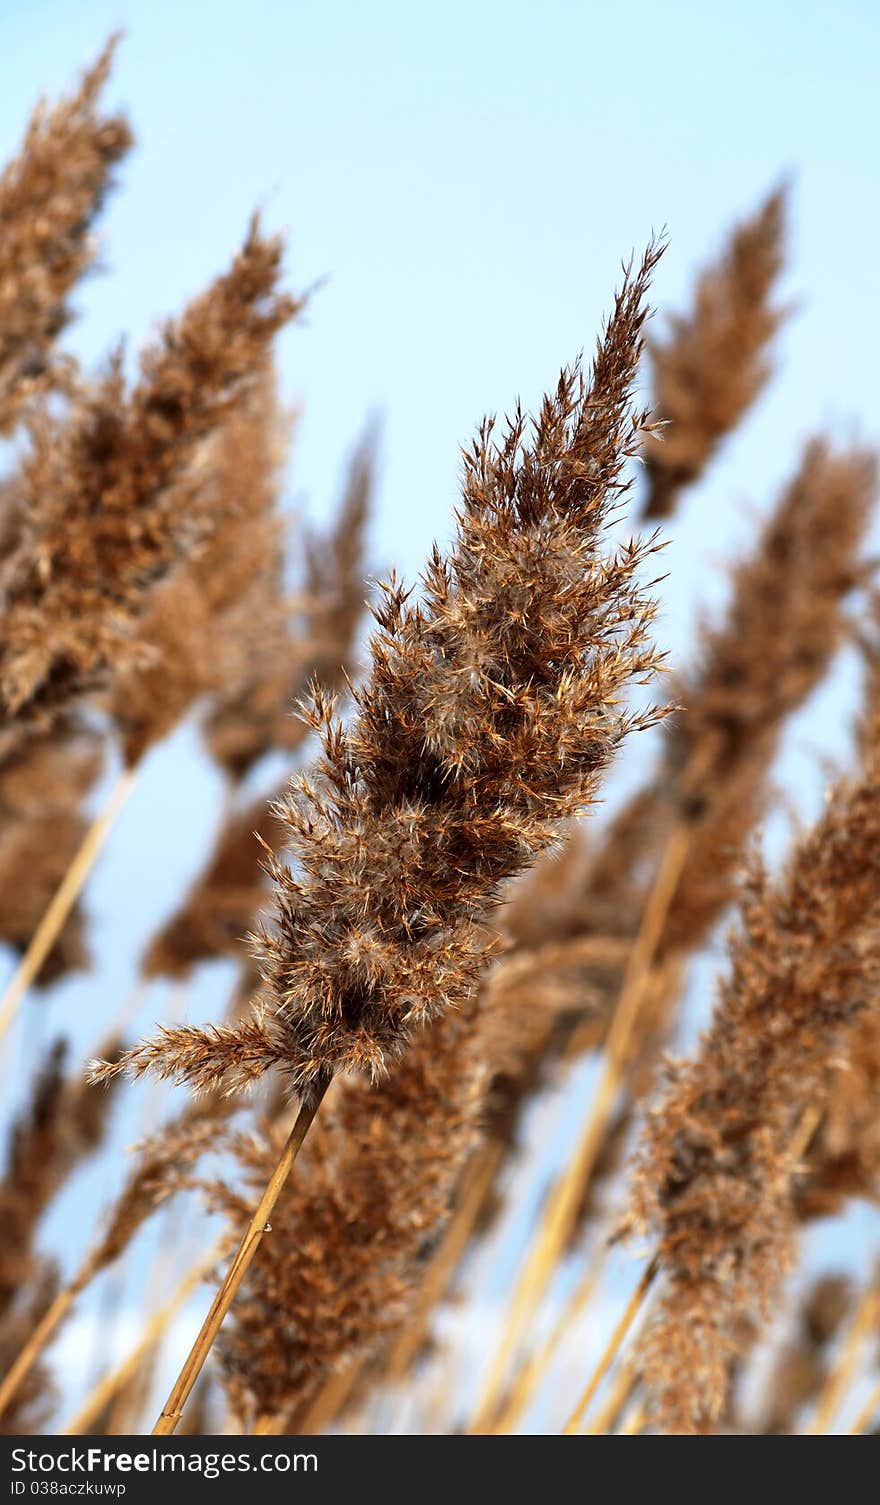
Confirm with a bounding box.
[1,0,878,1430]
[1,0,878,592]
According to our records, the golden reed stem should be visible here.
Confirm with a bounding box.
[63,1243,223,1434]
[492,1261,601,1434]
[152,1080,331,1434]
[468,828,689,1432]
[562,1258,657,1435]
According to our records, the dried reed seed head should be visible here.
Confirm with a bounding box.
[111,365,291,765]
[641,186,788,519]
[203,421,375,781]
[538,437,876,972]
[140,788,284,980]
[0,723,103,982]
[437,437,877,1248]
[795,1005,880,1220]
[658,438,877,954]
[0,219,298,731]
[0,1037,121,1313]
[629,737,880,1433]
[105,242,669,1102]
[212,1003,490,1425]
[0,35,132,436]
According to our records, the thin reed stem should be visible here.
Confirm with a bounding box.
[584,1359,637,1435]
[470,828,689,1431]
[804,1271,880,1434]
[618,1401,646,1435]
[0,766,136,1044]
[562,1258,657,1435]
[152,1078,331,1435]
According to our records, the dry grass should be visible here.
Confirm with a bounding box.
[2,36,880,1443]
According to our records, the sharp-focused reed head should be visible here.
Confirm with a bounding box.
[101,243,668,1102]
[641,186,787,519]
[429,437,877,1220]
[0,36,132,436]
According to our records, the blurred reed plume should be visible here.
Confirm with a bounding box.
[0,1039,120,1431]
[0,36,131,437]
[629,716,880,1433]
[0,727,102,983]
[641,186,787,519]
[0,218,296,733]
[3,35,880,1443]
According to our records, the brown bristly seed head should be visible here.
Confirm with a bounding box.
[409,437,877,1229]
[641,185,788,519]
[210,1002,489,1426]
[628,728,880,1433]
[0,34,132,436]
[0,219,298,731]
[104,241,669,1102]
[111,364,292,766]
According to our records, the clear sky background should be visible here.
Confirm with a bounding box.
[1,0,879,1431]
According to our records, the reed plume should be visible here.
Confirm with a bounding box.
[795,1009,880,1220]
[443,438,876,1267]
[0,36,131,436]
[211,1004,490,1427]
[0,726,102,983]
[203,423,374,781]
[141,789,283,982]
[641,186,787,519]
[111,366,291,767]
[101,241,668,1103]
[0,220,295,732]
[629,728,880,1433]
[0,1039,120,1314]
